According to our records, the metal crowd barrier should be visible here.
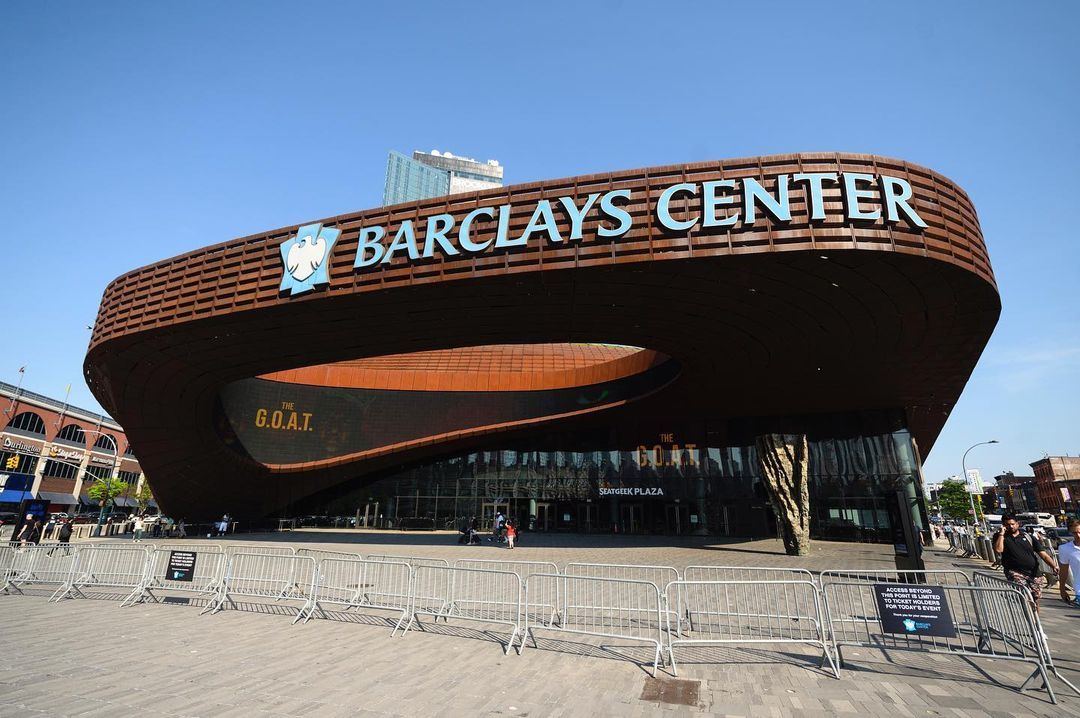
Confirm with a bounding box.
[296,547,364,564]
[51,545,151,601]
[520,573,665,675]
[224,544,297,557]
[973,570,1080,698]
[122,548,228,607]
[309,557,412,633]
[203,552,318,623]
[400,564,522,653]
[564,562,680,630]
[2,544,80,595]
[455,559,560,625]
[822,580,1073,703]
[684,565,817,584]
[819,569,972,586]
[666,579,837,677]
[366,554,450,568]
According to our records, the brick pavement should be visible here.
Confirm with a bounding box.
[1,531,1078,717]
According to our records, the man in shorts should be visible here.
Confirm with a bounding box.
[993,513,1059,615]
[1058,519,1080,607]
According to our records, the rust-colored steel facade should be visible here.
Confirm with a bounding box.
[85,153,999,528]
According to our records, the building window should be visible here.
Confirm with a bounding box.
[42,458,79,480]
[84,464,111,480]
[93,433,117,454]
[5,411,46,436]
[56,424,87,446]
[118,470,140,484]
[124,444,136,458]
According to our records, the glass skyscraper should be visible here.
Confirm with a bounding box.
[383,149,503,205]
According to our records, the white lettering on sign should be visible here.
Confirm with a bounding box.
[599,487,665,497]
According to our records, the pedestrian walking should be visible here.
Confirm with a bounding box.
[505,520,516,549]
[48,519,74,556]
[133,515,146,542]
[44,515,57,540]
[17,515,42,547]
[943,522,954,548]
[177,519,187,538]
[993,513,1059,619]
[1058,519,1080,607]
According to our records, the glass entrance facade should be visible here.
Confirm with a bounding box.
[291,414,929,542]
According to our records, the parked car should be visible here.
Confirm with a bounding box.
[0,511,18,525]
[107,512,129,522]
[51,512,70,521]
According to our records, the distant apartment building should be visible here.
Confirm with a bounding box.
[1031,455,1080,515]
[383,149,503,205]
[993,471,1038,513]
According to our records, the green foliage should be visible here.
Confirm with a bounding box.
[86,477,127,506]
[135,482,154,513]
[937,479,982,520]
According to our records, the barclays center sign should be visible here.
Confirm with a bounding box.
[279,171,928,296]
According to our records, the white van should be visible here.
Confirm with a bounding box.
[1016,512,1057,528]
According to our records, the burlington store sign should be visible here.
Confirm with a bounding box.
[279,172,928,296]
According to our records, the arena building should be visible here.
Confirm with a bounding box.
[83,153,1000,540]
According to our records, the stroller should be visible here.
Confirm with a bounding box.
[457,519,482,545]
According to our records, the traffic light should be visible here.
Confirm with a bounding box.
[4,455,17,470]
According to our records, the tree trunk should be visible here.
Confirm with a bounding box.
[755,433,811,556]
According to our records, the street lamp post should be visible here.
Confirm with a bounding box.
[87,431,121,536]
[962,440,999,533]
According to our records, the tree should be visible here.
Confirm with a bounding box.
[755,433,811,556]
[86,477,127,509]
[135,482,154,514]
[937,479,982,521]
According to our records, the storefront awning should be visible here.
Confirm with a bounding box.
[112,497,137,507]
[38,491,78,504]
[0,488,34,503]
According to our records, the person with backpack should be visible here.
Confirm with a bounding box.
[49,519,74,556]
[994,513,1059,618]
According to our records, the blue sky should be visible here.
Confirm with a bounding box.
[1,1,1077,484]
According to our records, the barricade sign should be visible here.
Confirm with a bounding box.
[873,583,956,638]
[666,579,837,678]
[122,549,227,607]
[167,551,197,582]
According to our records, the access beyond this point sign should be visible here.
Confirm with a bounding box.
[166,551,197,582]
[874,583,957,638]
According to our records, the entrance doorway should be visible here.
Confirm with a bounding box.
[535,502,554,531]
[664,503,689,535]
[580,503,597,532]
[620,503,644,534]
[482,501,509,531]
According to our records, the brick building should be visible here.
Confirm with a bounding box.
[1030,456,1080,516]
[1,378,147,513]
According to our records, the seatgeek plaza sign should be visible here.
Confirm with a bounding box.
[279,172,927,296]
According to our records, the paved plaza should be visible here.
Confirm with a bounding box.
[1,531,1078,717]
